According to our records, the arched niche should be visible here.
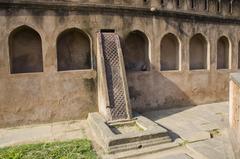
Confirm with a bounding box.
[209,0,218,13]
[217,36,230,69]
[160,33,180,71]
[124,30,150,71]
[189,34,208,70]
[9,25,43,74]
[190,0,196,9]
[57,28,91,71]
[204,0,209,10]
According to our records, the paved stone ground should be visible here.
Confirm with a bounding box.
[186,132,235,159]
[123,146,203,159]
[0,102,239,159]
[143,102,238,159]
[0,120,86,148]
[143,102,228,142]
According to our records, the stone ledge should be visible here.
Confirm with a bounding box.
[0,1,240,25]
[102,142,179,159]
[230,73,240,88]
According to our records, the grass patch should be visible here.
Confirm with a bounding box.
[0,139,97,159]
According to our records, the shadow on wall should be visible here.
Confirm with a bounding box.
[126,71,196,113]
[121,30,195,113]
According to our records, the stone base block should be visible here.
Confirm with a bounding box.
[87,112,172,153]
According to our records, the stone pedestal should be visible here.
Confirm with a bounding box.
[88,112,172,153]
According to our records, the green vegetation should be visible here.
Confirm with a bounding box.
[0,139,97,159]
[178,139,189,146]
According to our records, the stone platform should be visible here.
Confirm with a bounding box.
[87,112,172,153]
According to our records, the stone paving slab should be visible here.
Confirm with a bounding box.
[158,153,193,159]
[143,102,229,142]
[141,102,238,159]
[124,146,205,159]
[0,120,86,148]
[186,129,235,159]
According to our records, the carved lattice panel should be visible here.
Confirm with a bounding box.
[101,33,128,120]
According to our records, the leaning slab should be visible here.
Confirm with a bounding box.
[88,112,172,153]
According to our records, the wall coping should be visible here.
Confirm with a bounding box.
[230,73,240,87]
[1,1,240,25]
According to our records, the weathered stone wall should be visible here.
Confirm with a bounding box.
[229,73,240,150]
[229,74,240,129]
[0,0,240,127]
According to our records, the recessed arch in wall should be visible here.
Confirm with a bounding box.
[191,0,196,9]
[217,36,230,69]
[204,0,209,10]
[160,33,180,71]
[8,25,43,74]
[160,0,165,7]
[209,0,218,13]
[176,0,181,8]
[229,0,233,13]
[57,28,91,71]
[217,0,221,13]
[189,33,208,70]
[124,30,150,72]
